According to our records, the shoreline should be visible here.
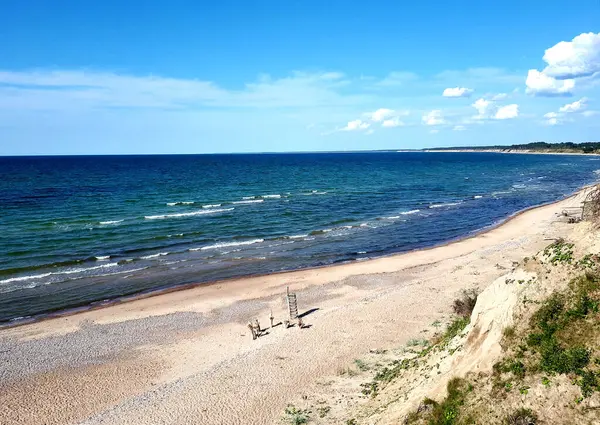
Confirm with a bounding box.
[2,184,591,331]
[1,184,592,425]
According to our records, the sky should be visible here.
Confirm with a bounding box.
[0,0,599,155]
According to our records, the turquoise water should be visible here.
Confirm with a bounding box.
[1,152,599,323]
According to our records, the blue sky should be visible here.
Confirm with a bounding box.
[1,0,599,155]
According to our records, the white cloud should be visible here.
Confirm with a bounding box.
[382,117,404,127]
[525,69,575,96]
[422,110,445,126]
[547,117,559,126]
[368,108,395,122]
[559,98,587,113]
[583,110,599,117]
[442,87,474,98]
[544,112,559,119]
[494,104,519,120]
[453,125,466,131]
[0,69,365,111]
[491,93,508,101]
[542,32,600,79]
[342,119,370,131]
[472,98,494,119]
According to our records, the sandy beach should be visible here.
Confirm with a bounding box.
[0,189,590,425]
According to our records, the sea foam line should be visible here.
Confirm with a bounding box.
[140,252,169,260]
[429,202,462,209]
[0,263,119,285]
[99,220,124,225]
[145,208,234,220]
[167,201,195,206]
[400,209,421,215]
[191,239,265,251]
[232,199,264,204]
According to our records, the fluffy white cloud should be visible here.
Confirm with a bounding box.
[442,87,474,98]
[525,69,575,96]
[342,119,370,131]
[494,104,519,120]
[453,125,466,131]
[559,98,587,113]
[472,98,494,119]
[382,117,404,127]
[542,32,600,79]
[368,108,395,122]
[422,110,445,125]
[543,112,563,126]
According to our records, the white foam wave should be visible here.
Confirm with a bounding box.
[242,196,256,200]
[193,239,265,251]
[594,169,600,175]
[145,208,234,220]
[0,263,120,285]
[429,202,462,209]
[261,194,281,199]
[202,204,222,208]
[232,199,264,204]
[473,195,483,199]
[95,256,110,261]
[386,216,401,219]
[140,252,169,260]
[99,220,123,225]
[287,234,308,239]
[0,273,52,284]
[400,209,421,215]
[167,201,195,206]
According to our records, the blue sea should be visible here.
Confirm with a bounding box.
[1,152,599,323]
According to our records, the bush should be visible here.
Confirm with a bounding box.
[504,408,537,425]
[453,289,479,318]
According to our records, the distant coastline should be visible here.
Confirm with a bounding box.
[415,141,600,156]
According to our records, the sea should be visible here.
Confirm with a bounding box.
[1,152,599,324]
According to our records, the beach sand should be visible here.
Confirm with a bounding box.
[0,189,589,425]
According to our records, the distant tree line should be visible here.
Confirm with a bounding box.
[428,142,600,154]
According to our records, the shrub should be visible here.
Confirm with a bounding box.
[504,408,537,425]
[453,289,479,318]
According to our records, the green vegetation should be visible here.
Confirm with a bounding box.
[405,378,475,425]
[283,405,310,425]
[543,239,574,265]
[497,272,600,398]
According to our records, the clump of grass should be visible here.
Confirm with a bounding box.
[405,378,473,425]
[354,359,369,371]
[283,405,310,425]
[543,239,574,265]
[500,272,600,397]
[452,289,479,318]
[504,407,537,425]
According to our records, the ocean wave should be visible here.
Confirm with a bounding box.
[140,252,169,260]
[512,184,527,189]
[400,209,421,215]
[232,199,264,204]
[429,202,462,209]
[145,208,234,220]
[261,194,281,199]
[192,239,265,251]
[202,204,222,208]
[594,169,600,175]
[242,196,256,200]
[167,201,195,206]
[99,220,124,225]
[309,228,333,235]
[95,255,110,261]
[473,195,483,199]
[0,263,119,285]
[385,216,401,219]
[284,234,308,239]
